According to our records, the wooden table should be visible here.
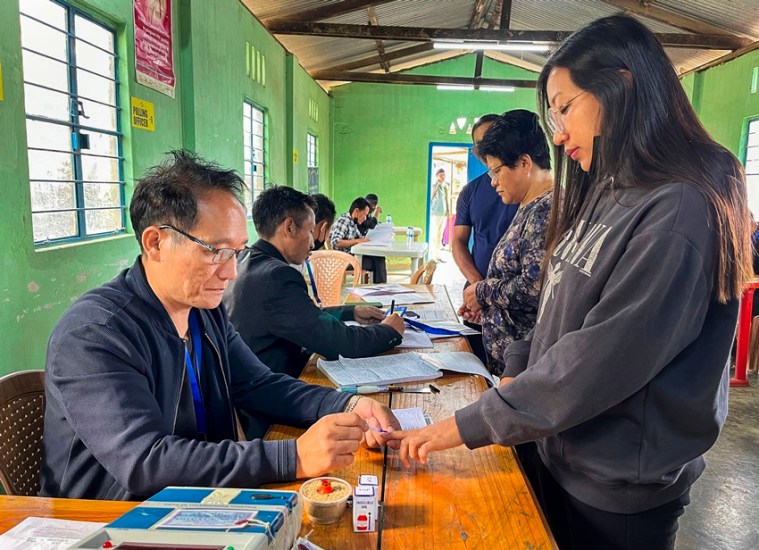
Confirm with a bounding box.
[265,285,555,549]
[0,495,136,532]
[0,285,555,550]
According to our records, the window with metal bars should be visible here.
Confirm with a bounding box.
[307,133,318,168]
[243,101,267,216]
[19,0,125,246]
[745,118,759,220]
[307,132,319,194]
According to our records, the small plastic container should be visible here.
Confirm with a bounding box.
[299,477,351,524]
[406,226,414,246]
[385,214,392,224]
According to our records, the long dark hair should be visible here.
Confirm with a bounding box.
[536,15,751,303]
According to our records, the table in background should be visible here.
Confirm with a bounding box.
[264,284,555,549]
[352,241,429,277]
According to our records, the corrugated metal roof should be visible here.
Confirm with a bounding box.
[240,0,759,90]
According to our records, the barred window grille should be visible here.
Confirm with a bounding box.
[20,0,125,246]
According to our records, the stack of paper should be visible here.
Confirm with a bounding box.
[317,351,496,387]
[364,224,394,246]
[317,353,443,387]
[348,284,435,306]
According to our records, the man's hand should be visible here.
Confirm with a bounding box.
[295,413,367,478]
[384,416,463,466]
[462,282,482,314]
[374,206,383,217]
[354,306,384,325]
[352,397,402,449]
[380,313,405,335]
[356,238,370,245]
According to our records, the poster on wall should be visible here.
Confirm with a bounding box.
[133,0,175,98]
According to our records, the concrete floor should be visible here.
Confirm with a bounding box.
[389,253,759,549]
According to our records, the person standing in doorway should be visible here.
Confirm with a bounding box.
[430,168,450,260]
[452,114,520,362]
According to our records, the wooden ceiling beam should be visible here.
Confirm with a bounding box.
[318,43,435,73]
[601,0,735,36]
[366,6,390,72]
[266,21,750,49]
[468,0,490,29]
[309,70,537,88]
[263,0,397,24]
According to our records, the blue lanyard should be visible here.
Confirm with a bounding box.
[185,311,206,436]
[305,259,321,305]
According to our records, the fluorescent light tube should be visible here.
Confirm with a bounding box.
[436,85,474,91]
[433,42,550,52]
[480,86,516,92]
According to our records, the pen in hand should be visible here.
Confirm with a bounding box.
[390,300,395,315]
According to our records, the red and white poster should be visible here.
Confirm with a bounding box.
[134,0,175,98]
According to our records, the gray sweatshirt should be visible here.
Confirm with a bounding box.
[456,181,737,514]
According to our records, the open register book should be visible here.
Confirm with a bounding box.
[317,351,498,388]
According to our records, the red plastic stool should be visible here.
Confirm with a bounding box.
[732,280,759,387]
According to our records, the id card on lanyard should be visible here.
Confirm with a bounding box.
[185,310,206,437]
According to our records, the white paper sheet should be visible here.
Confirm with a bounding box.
[348,284,414,296]
[317,353,443,387]
[392,407,429,430]
[373,293,435,306]
[0,517,104,550]
[396,327,434,349]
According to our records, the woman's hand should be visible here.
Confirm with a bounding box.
[383,416,463,466]
[462,282,482,314]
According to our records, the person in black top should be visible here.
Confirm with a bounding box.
[224,186,404,376]
[358,193,381,236]
[310,193,336,251]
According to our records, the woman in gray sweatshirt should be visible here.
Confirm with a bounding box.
[386,15,753,550]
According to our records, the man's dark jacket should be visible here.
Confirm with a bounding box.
[223,239,402,379]
[40,257,349,501]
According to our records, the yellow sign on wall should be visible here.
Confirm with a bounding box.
[0,61,4,102]
[293,149,299,163]
[131,97,155,131]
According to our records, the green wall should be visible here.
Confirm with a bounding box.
[0,0,330,376]
[685,50,759,157]
[329,55,539,229]
[289,59,332,193]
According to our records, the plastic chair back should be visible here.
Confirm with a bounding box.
[410,260,438,285]
[308,250,362,306]
[0,370,45,496]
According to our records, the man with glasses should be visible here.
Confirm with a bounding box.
[40,150,400,500]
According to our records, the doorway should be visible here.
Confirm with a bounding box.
[427,143,483,261]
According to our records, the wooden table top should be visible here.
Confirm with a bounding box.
[0,284,555,549]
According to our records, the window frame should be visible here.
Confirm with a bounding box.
[243,100,268,215]
[307,132,318,168]
[743,117,759,220]
[20,0,126,247]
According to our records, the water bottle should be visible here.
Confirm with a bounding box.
[385,214,392,224]
[406,226,414,246]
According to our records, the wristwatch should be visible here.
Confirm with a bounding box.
[344,395,361,413]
